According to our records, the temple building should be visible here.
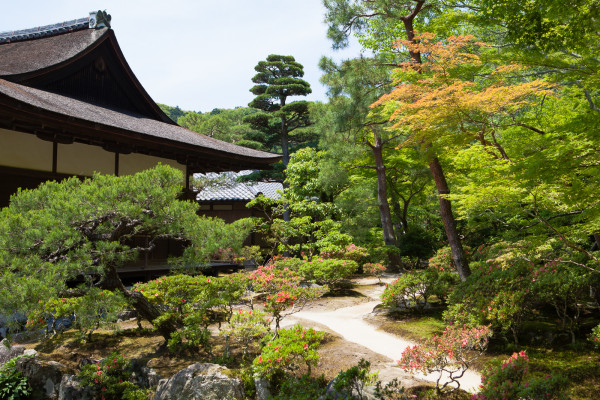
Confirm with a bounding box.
[0,11,280,207]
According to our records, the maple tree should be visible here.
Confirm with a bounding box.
[372,33,550,280]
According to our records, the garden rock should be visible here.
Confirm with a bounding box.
[16,356,69,400]
[57,375,93,400]
[153,363,244,400]
[254,375,272,400]
[130,358,162,388]
[117,310,138,322]
[0,338,25,365]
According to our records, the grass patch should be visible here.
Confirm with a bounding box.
[374,308,446,342]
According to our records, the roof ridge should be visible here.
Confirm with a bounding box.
[0,17,90,45]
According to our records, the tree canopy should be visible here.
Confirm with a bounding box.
[0,165,253,339]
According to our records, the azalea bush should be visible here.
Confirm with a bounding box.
[381,272,432,311]
[78,353,148,400]
[135,275,211,331]
[381,267,457,312]
[271,257,305,272]
[473,351,566,400]
[445,257,597,344]
[273,257,358,289]
[249,265,327,332]
[333,359,379,400]
[399,325,492,394]
[299,258,358,288]
[219,309,270,359]
[443,261,534,343]
[320,243,369,263]
[530,261,595,344]
[590,323,600,348]
[252,324,325,378]
[363,262,386,282]
[136,273,251,353]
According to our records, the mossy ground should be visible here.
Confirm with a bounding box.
[370,305,600,400]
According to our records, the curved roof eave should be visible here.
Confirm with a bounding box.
[0,27,173,124]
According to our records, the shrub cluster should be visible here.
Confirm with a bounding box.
[272,257,358,289]
[135,273,250,353]
[443,259,596,344]
[381,267,458,312]
[252,324,325,378]
[249,265,327,332]
[77,353,148,400]
[474,351,566,400]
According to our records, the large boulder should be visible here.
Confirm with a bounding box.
[0,339,25,365]
[16,356,69,400]
[153,363,244,400]
[254,375,272,400]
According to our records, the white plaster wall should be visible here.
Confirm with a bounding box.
[119,153,185,176]
[0,128,186,177]
[57,142,114,176]
[0,129,52,171]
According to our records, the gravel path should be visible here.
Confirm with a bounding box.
[283,276,482,393]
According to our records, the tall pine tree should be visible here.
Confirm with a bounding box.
[245,55,312,182]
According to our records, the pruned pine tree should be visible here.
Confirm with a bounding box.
[245,55,312,177]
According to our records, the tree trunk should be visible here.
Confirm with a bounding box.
[280,109,292,223]
[101,264,176,340]
[372,135,402,268]
[428,156,471,281]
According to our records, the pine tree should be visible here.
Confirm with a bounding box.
[245,55,312,177]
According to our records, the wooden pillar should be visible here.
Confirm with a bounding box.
[114,152,120,176]
[52,141,57,174]
[185,164,190,191]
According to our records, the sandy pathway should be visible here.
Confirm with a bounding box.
[282,277,482,393]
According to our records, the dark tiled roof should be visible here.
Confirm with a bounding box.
[197,172,283,201]
[0,78,281,163]
[197,181,283,201]
[0,17,89,44]
[0,27,106,76]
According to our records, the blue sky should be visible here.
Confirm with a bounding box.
[0,1,364,112]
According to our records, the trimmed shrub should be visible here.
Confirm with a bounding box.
[77,353,148,400]
[473,351,566,400]
[298,258,358,288]
[381,267,458,312]
[252,324,325,378]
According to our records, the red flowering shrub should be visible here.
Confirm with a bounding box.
[443,261,534,343]
[249,265,327,332]
[77,353,147,399]
[473,351,565,400]
[252,324,325,378]
[590,323,600,348]
[399,325,492,394]
[363,262,386,282]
